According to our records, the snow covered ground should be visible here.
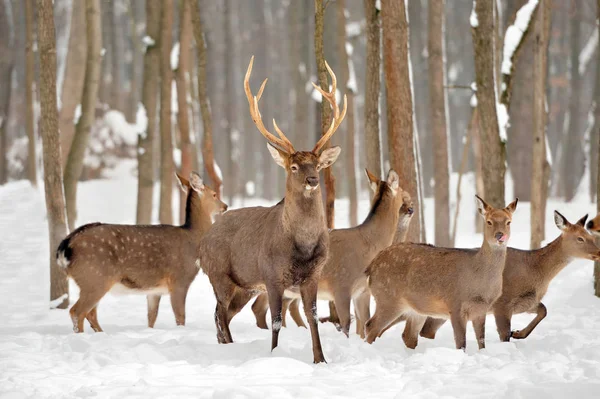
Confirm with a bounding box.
[1,167,600,398]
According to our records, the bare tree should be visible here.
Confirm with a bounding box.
[381,0,421,241]
[63,0,102,231]
[25,0,36,186]
[0,0,13,185]
[189,0,222,198]
[595,0,600,298]
[364,0,382,178]
[428,0,450,246]
[290,0,310,151]
[530,0,551,250]
[37,0,69,309]
[158,0,174,224]
[337,0,358,226]
[110,0,123,112]
[471,0,505,209]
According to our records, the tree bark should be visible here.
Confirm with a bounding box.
[110,0,123,112]
[428,0,450,246]
[37,0,70,309]
[125,0,144,123]
[0,0,14,185]
[63,0,102,231]
[58,0,87,168]
[364,0,382,178]
[136,0,159,225]
[176,0,193,224]
[190,0,222,198]
[471,0,505,209]
[381,0,421,242]
[290,0,310,152]
[530,0,551,250]
[595,0,600,298]
[158,0,174,225]
[315,0,336,229]
[25,0,36,186]
[337,0,358,226]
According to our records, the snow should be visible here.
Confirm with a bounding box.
[142,35,155,47]
[1,166,600,397]
[496,102,508,142]
[102,105,148,147]
[579,25,599,75]
[171,41,180,71]
[501,0,539,75]
[73,104,82,124]
[470,1,479,28]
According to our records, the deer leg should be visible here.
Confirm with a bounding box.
[147,294,161,328]
[353,291,371,339]
[251,293,270,329]
[281,297,291,328]
[378,314,405,338]
[169,284,190,327]
[85,306,103,332]
[319,301,340,327]
[287,298,306,328]
[266,286,284,352]
[420,317,447,339]
[493,309,513,342]
[511,303,547,340]
[402,314,427,349]
[473,315,487,349]
[333,293,352,337]
[70,286,108,333]
[300,280,326,364]
[227,290,255,323]
[211,276,236,344]
[450,310,468,350]
[365,304,403,344]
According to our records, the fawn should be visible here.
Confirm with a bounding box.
[251,169,414,338]
[197,57,346,363]
[56,172,226,333]
[364,195,518,350]
[420,211,600,342]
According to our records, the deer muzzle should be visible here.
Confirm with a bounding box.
[495,232,508,243]
[305,176,319,188]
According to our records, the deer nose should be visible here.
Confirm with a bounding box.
[587,220,595,229]
[306,176,319,187]
[495,232,507,242]
[222,204,228,212]
[407,207,414,215]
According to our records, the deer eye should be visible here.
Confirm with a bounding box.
[487,220,492,226]
[577,237,585,243]
[507,221,511,226]
[290,164,299,172]
[213,193,217,199]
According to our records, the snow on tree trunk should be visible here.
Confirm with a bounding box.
[25,0,36,186]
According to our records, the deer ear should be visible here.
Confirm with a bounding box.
[554,210,570,231]
[189,172,204,193]
[175,173,189,194]
[577,214,589,227]
[505,198,519,214]
[475,195,492,218]
[317,146,341,170]
[386,170,400,194]
[267,143,287,169]
[365,168,379,193]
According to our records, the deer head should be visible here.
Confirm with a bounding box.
[175,172,228,217]
[244,56,346,197]
[475,195,518,247]
[555,212,600,261]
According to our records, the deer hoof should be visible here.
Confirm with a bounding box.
[511,330,524,339]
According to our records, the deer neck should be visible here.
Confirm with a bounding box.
[533,235,572,281]
[183,194,213,235]
[393,217,411,244]
[476,239,508,271]
[282,187,327,240]
[358,194,399,247]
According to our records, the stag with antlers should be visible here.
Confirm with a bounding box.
[198,56,346,363]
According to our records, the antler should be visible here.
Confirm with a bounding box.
[244,56,295,154]
[312,61,348,153]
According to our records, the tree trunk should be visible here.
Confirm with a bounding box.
[37,0,70,309]
[158,0,174,225]
[136,0,159,225]
[63,0,102,231]
[58,0,87,168]
[364,0,382,178]
[470,107,485,233]
[176,0,193,224]
[530,0,551,250]
[223,0,238,204]
[110,0,123,112]
[290,0,310,151]
[125,0,143,123]
[315,0,336,229]
[428,0,450,246]
[562,1,583,201]
[0,0,13,185]
[595,0,600,298]
[25,0,36,186]
[381,0,421,242]
[336,0,358,226]
[190,0,222,198]
[471,0,505,209]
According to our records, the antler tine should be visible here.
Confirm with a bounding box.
[272,119,294,149]
[244,56,295,153]
[312,61,347,153]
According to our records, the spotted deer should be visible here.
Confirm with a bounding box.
[364,196,518,350]
[198,57,346,363]
[56,172,227,333]
[419,211,600,342]
[252,169,414,338]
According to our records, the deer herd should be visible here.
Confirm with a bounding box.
[55,57,600,364]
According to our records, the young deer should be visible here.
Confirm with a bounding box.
[198,57,346,363]
[252,169,414,338]
[56,172,226,333]
[419,211,600,342]
[364,196,518,350]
